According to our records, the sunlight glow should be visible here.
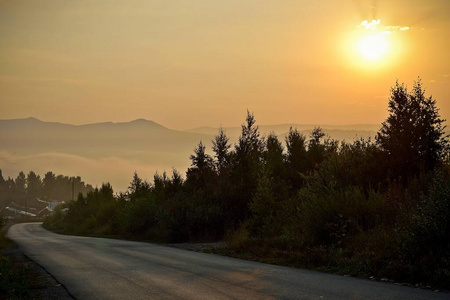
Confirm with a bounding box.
[339,19,405,70]
[358,33,389,60]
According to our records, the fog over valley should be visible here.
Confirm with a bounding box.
[1,117,377,192]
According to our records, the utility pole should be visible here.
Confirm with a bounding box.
[72,178,75,201]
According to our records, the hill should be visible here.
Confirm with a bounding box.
[187,123,378,142]
[0,118,213,191]
[1,118,378,192]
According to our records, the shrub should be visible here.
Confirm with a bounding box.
[291,183,393,248]
[397,170,450,284]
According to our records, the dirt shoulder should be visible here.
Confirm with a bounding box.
[1,245,74,300]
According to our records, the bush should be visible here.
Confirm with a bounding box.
[247,168,287,240]
[290,183,393,248]
[117,196,158,239]
[397,171,450,284]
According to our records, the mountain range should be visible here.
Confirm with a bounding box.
[0,117,378,192]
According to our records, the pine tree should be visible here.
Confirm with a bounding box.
[285,127,307,189]
[264,132,285,179]
[186,141,215,189]
[231,110,265,222]
[377,79,448,181]
[212,128,231,175]
[128,171,151,200]
[26,171,42,199]
[15,171,26,193]
[42,171,56,200]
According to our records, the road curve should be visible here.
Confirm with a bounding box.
[7,223,448,300]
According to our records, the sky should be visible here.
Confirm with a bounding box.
[1,0,449,130]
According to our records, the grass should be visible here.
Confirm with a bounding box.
[0,220,45,299]
[214,226,450,292]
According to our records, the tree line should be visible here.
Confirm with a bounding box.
[0,170,94,205]
[44,80,450,287]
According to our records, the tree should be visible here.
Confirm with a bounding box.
[308,127,327,168]
[285,127,307,189]
[377,80,448,181]
[234,110,265,183]
[0,169,5,193]
[186,141,215,190]
[212,128,231,175]
[42,171,56,200]
[5,177,15,193]
[128,171,151,200]
[189,141,213,173]
[247,167,284,239]
[26,171,42,199]
[264,132,285,179]
[309,127,326,147]
[232,111,265,222]
[247,134,289,239]
[166,168,184,197]
[15,171,26,193]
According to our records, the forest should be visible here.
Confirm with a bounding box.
[0,170,93,207]
[44,80,450,287]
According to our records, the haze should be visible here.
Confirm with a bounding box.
[1,0,450,130]
[0,118,377,191]
[1,1,450,191]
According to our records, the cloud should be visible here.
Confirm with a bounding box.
[359,19,380,30]
[357,19,411,34]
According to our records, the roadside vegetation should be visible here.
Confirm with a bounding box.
[0,217,34,299]
[44,79,450,288]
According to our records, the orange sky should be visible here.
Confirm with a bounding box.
[1,0,449,130]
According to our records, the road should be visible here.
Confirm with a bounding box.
[7,223,448,300]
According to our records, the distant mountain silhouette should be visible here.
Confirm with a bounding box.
[187,123,379,142]
[0,117,206,156]
[78,118,168,131]
[0,118,214,191]
[0,117,168,132]
[0,118,379,191]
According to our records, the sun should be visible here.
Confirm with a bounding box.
[358,33,389,60]
[341,19,405,70]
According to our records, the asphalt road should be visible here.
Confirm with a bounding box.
[7,223,449,300]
